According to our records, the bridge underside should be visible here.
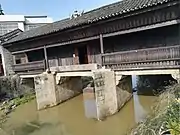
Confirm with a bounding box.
[31,64,180,120]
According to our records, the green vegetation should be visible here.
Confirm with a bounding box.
[131,84,180,135]
[0,93,35,115]
[0,93,35,135]
[11,93,35,106]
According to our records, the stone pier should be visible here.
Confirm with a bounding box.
[116,75,133,110]
[34,69,133,120]
[34,73,83,110]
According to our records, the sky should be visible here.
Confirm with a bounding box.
[1,0,119,21]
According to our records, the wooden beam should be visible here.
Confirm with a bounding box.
[46,36,99,48]
[12,46,44,54]
[43,46,49,71]
[100,34,104,54]
[103,19,180,38]
[11,36,99,54]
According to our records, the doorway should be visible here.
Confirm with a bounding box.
[78,45,88,64]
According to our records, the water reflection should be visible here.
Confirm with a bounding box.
[1,93,156,135]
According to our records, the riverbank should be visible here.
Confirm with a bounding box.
[0,93,35,115]
[131,84,180,135]
[0,92,35,135]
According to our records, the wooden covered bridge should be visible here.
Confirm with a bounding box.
[2,0,180,120]
[2,0,180,77]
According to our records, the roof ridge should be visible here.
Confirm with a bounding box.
[84,0,127,15]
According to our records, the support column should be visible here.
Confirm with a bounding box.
[93,70,118,120]
[86,45,92,63]
[43,46,49,72]
[73,47,79,65]
[100,34,104,54]
[100,34,104,65]
[34,72,57,110]
[34,72,83,110]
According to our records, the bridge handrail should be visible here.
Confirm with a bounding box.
[102,45,180,64]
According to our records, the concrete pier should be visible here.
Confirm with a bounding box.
[32,66,180,120]
[34,68,133,120]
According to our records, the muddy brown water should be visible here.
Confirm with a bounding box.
[1,93,156,135]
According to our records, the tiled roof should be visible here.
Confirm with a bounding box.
[0,29,22,43]
[4,0,175,45]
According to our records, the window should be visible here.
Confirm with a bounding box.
[0,23,18,36]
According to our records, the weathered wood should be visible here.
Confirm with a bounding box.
[100,34,104,54]
[13,60,45,72]
[102,45,180,70]
[12,46,44,54]
[8,3,179,53]
[48,59,59,67]
[103,19,180,38]
[44,46,49,71]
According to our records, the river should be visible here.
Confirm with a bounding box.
[1,92,156,135]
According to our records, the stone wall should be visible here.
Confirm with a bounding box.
[56,77,83,103]
[116,75,132,110]
[0,45,15,76]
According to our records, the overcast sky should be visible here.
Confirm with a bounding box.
[1,0,120,21]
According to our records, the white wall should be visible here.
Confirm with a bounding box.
[0,15,25,22]
[18,22,24,31]
[25,17,53,24]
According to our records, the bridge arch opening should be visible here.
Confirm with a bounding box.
[133,74,177,96]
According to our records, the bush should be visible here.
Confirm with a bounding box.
[0,75,34,101]
[131,84,180,135]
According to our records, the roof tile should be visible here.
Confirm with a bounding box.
[4,0,175,45]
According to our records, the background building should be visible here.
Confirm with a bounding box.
[0,4,53,36]
[0,4,53,76]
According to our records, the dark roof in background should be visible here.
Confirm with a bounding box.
[4,0,176,45]
[0,29,23,43]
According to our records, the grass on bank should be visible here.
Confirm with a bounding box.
[131,84,180,135]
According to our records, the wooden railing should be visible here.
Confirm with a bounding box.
[13,60,46,72]
[102,45,180,70]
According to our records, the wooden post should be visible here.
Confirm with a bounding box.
[74,47,79,65]
[86,45,91,63]
[44,46,49,72]
[100,34,104,65]
[13,55,16,65]
[100,34,104,54]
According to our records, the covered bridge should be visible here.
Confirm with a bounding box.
[2,0,180,74]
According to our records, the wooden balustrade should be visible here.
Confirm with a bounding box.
[13,60,46,72]
[102,45,180,70]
